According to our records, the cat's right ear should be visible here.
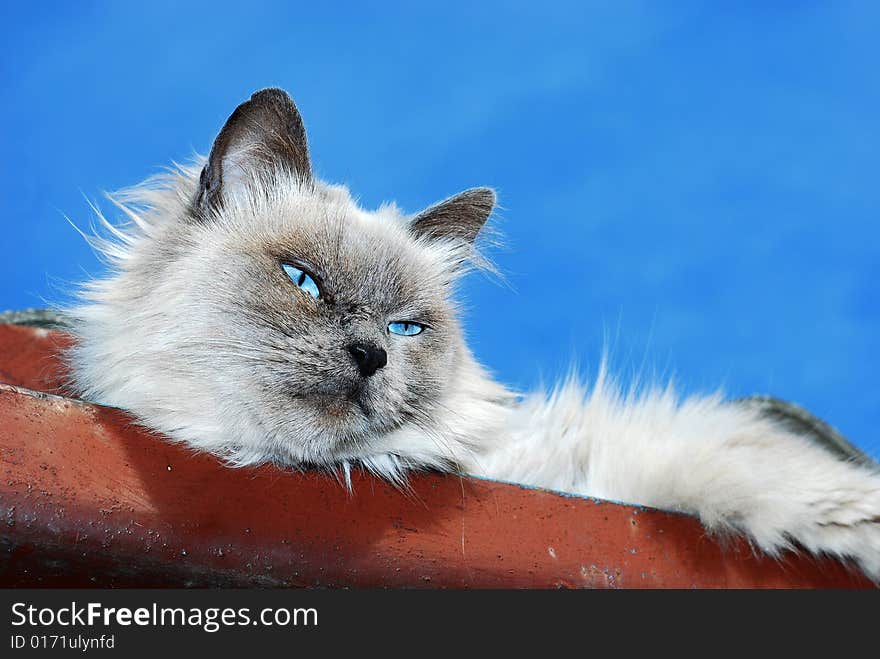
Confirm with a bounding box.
[410,188,496,245]
[194,88,312,216]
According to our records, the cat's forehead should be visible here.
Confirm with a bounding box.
[225,181,453,305]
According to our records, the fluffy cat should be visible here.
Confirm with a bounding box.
[66,88,880,580]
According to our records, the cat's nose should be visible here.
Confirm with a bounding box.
[347,343,387,378]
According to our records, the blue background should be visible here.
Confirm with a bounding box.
[2,2,877,458]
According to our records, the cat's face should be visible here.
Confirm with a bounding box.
[71,89,496,471]
[189,184,465,466]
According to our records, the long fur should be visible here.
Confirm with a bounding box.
[65,90,880,581]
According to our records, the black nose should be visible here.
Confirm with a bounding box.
[348,343,387,378]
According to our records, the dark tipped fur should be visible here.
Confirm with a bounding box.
[410,188,495,244]
[196,88,312,214]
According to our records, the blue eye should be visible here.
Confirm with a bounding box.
[282,263,321,299]
[388,321,424,336]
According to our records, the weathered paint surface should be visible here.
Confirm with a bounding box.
[0,324,873,588]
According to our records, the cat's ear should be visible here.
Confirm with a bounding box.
[410,188,495,244]
[195,88,312,215]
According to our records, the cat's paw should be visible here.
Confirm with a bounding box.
[736,466,880,583]
[795,477,880,581]
[732,396,880,581]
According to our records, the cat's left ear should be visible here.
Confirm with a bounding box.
[410,188,495,244]
[195,88,312,215]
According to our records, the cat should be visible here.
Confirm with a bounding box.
[66,88,880,580]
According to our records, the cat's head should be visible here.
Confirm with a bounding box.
[69,88,505,477]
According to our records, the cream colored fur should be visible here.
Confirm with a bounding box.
[66,90,880,582]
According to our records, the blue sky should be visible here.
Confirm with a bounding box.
[2,2,878,458]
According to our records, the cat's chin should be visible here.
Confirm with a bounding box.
[301,392,401,440]
[308,392,363,418]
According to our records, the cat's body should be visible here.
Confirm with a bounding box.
[67,89,880,580]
